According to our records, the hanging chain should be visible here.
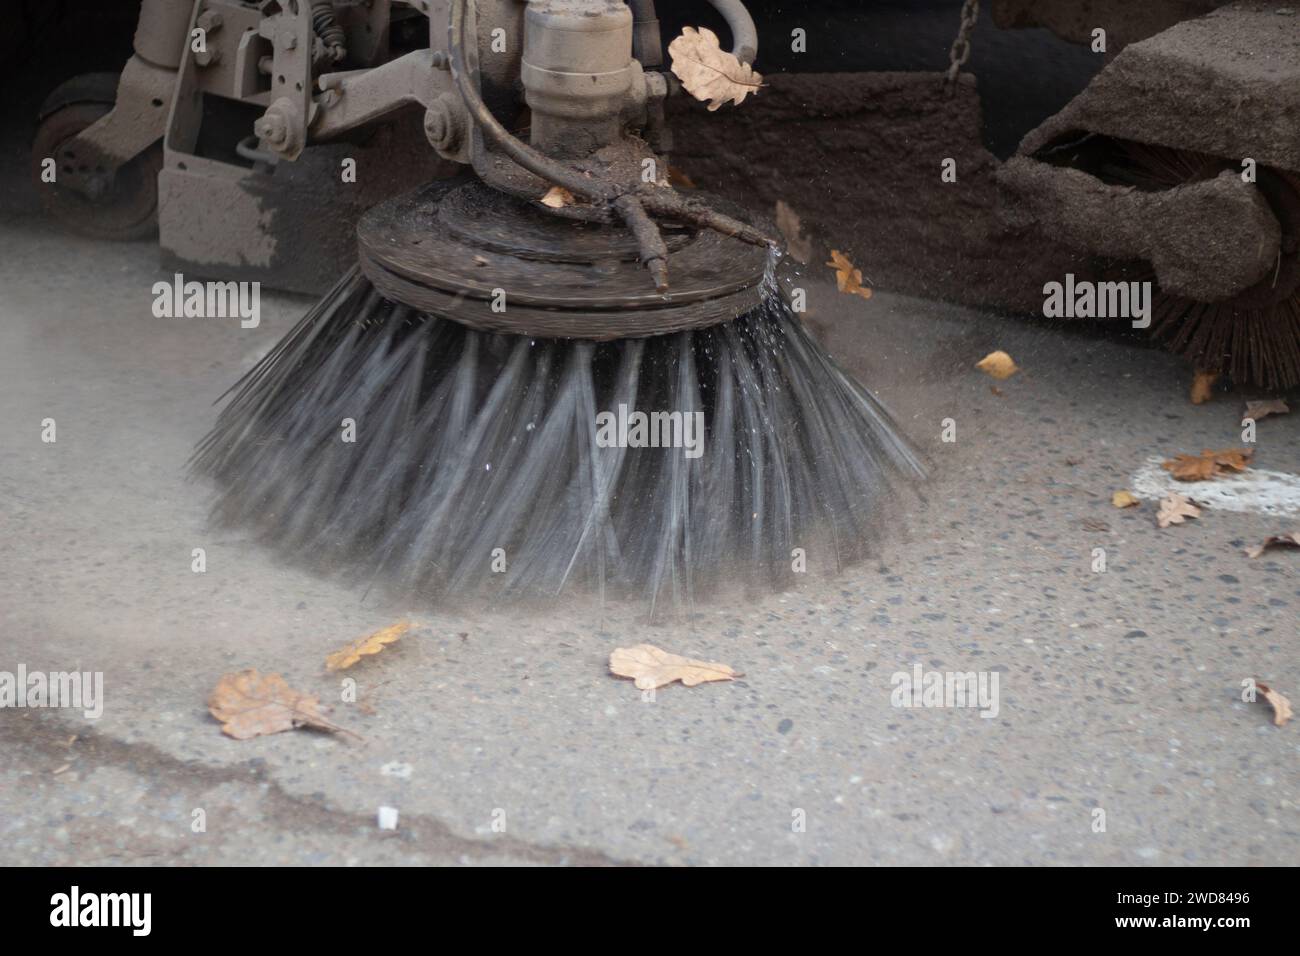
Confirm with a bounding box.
[944,0,980,89]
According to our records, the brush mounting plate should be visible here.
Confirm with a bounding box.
[356,178,772,340]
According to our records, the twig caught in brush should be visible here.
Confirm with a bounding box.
[613,195,670,291]
[637,187,775,249]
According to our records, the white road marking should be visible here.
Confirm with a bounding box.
[1131,457,1300,518]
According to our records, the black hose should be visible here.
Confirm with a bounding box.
[446,0,773,256]
[447,0,616,202]
[626,0,663,68]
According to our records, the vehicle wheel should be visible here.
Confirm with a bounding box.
[30,73,163,241]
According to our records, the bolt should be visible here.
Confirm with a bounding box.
[424,105,448,147]
[424,94,467,154]
[194,47,222,67]
[255,112,288,146]
[196,11,223,32]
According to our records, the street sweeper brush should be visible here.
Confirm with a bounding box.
[192,0,924,610]
[998,4,1300,390]
[1124,149,1300,392]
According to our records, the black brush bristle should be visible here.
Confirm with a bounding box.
[192,266,925,609]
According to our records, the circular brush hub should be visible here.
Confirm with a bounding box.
[356,178,772,340]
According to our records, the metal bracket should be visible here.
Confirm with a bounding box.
[54,56,176,199]
[312,50,454,144]
[253,0,316,160]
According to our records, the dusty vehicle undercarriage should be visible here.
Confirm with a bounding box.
[24,0,1300,387]
[2,0,1297,886]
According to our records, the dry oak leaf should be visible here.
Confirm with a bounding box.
[1209,448,1253,471]
[826,250,872,300]
[1257,682,1294,727]
[1245,532,1300,559]
[539,186,575,209]
[609,644,740,691]
[775,200,813,263]
[975,350,1019,380]
[1162,455,1218,481]
[1244,399,1290,421]
[325,619,412,672]
[668,26,763,111]
[1161,447,1253,481]
[1112,490,1140,509]
[1156,492,1201,528]
[208,669,347,740]
[1189,369,1218,405]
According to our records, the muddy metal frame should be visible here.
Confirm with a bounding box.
[49,0,766,295]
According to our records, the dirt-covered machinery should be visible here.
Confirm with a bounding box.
[35,0,460,291]
[995,0,1300,388]
[32,0,767,308]
[30,0,1300,387]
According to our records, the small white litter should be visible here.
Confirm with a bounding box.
[377,806,399,831]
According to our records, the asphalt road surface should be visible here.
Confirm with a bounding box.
[1,107,1297,864]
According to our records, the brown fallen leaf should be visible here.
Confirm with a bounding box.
[1111,490,1140,509]
[1211,448,1253,471]
[1161,447,1253,481]
[1256,681,1293,727]
[1244,399,1290,421]
[668,27,763,111]
[825,250,872,300]
[1244,532,1300,559]
[209,669,351,740]
[326,620,411,672]
[775,200,812,263]
[609,644,740,691]
[1162,455,1217,481]
[667,165,696,189]
[975,350,1019,380]
[1189,369,1218,405]
[1156,492,1201,528]
[539,186,575,209]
